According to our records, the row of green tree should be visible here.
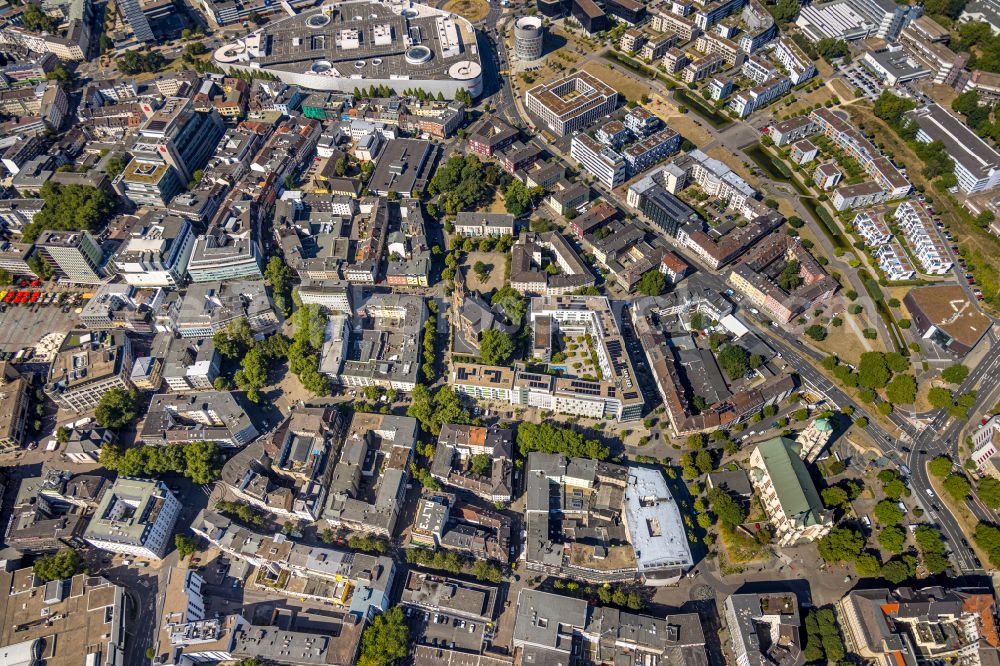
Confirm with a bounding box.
[100,440,221,485]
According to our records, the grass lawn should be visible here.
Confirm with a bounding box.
[461,251,507,292]
[442,0,490,21]
[582,61,655,107]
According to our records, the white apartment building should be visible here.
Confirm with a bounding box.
[729,76,791,118]
[771,38,817,84]
[874,242,916,281]
[894,201,953,275]
[908,103,1000,194]
[571,133,626,188]
[83,478,181,559]
[853,212,892,247]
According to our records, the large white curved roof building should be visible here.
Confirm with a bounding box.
[214,0,483,99]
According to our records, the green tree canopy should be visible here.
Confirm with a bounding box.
[357,607,409,666]
[941,364,970,384]
[928,456,954,477]
[33,549,85,582]
[817,527,864,562]
[516,422,609,460]
[95,388,138,428]
[708,487,746,530]
[637,270,666,296]
[479,329,515,366]
[873,500,904,525]
[878,526,906,554]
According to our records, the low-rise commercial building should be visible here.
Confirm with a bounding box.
[904,284,992,358]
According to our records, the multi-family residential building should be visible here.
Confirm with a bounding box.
[748,437,834,546]
[160,336,221,391]
[790,139,819,164]
[510,231,595,295]
[0,566,127,665]
[323,412,417,536]
[838,587,1000,665]
[811,107,911,199]
[661,47,691,73]
[140,391,259,448]
[512,589,706,666]
[683,54,726,83]
[640,33,679,60]
[0,241,36,279]
[525,72,618,137]
[875,241,917,281]
[453,296,644,422]
[769,115,817,146]
[220,406,340,521]
[854,211,893,246]
[170,280,279,338]
[45,331,134,413]
[622,126,681,174]
[430,424,514,502]
[111,212,195,287]
[83,478,181,559]
[571,133,626,188]
[909,103,1000,194]
[724,593,804,666]
[729,76,791,118]
[467,116,519,156]
[813,162,843,189]
[895,200,953,274]
[0,363,29,452]
[653,9,701,40]
[728,234,839,323]
[78,283,163,334]
[620,27,647,52]
[771,38,817,84]
[321,293,425,391]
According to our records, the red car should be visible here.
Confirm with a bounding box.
[29,280,39,287]
[29,292,40,303]
[2,293,12,303]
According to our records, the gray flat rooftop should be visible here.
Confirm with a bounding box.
[623,467,693,574]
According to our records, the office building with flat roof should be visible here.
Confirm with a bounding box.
[724,592,803,666]
[111,212,195,287]
[0,567,127,666]
[525,72,618,137]
[904,284,992,358]
[45,331,134,413]
[84,477,181,559]
[35,229,104,284]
